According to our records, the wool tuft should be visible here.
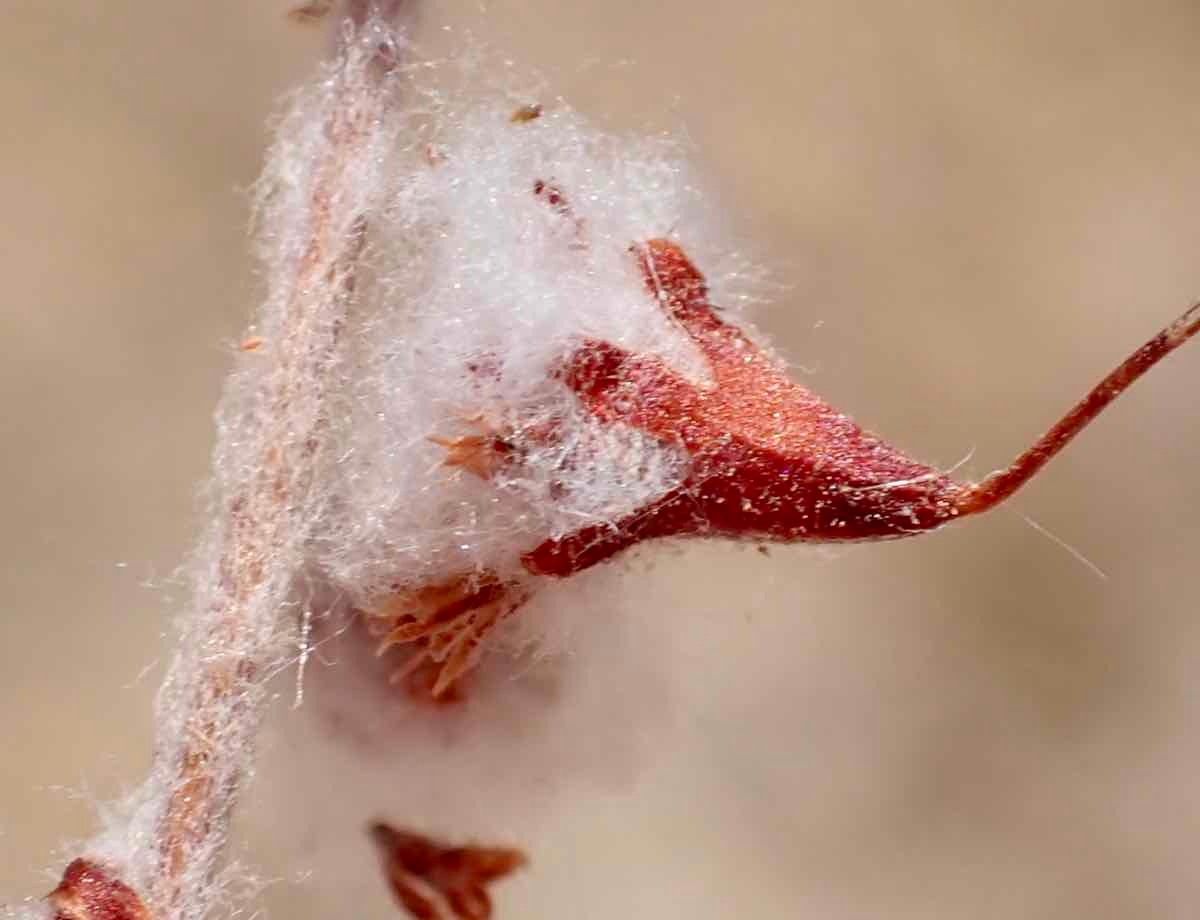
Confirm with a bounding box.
[310,60,761,622]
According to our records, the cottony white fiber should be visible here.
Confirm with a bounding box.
[313,76,752,612]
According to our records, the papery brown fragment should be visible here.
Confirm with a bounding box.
[368,571,528,700]
[427,431,514,481]
[371,823,526,920]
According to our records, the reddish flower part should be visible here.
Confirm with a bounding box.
[372,201,1200,699]
[523,238,969,575]
[527,239,1200,572]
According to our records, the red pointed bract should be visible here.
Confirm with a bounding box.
[523,239,967,575]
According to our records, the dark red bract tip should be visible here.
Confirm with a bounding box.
[46,859,149,920]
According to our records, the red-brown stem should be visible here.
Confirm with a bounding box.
[38,8,397,920]
[151,61,380,920]
[956,300,1200,516]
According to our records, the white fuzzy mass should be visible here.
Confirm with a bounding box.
[312,76,752,610]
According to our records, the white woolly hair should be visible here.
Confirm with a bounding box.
[311,61,759,610]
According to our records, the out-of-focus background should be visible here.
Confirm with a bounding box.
[4,2,1200,917]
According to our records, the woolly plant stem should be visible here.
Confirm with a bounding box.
[154,111,365,915]
[29,10,403,920]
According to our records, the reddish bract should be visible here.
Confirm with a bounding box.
[524,238,968,576]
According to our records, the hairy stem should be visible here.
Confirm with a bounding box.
[26,8,404,919]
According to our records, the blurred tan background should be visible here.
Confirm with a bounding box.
[4,2,1200,917]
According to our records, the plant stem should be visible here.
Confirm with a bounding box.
[31,8,404,918]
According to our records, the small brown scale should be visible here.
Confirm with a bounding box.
[370,823,526,920]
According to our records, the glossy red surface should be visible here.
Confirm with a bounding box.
[46,859,148,920]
